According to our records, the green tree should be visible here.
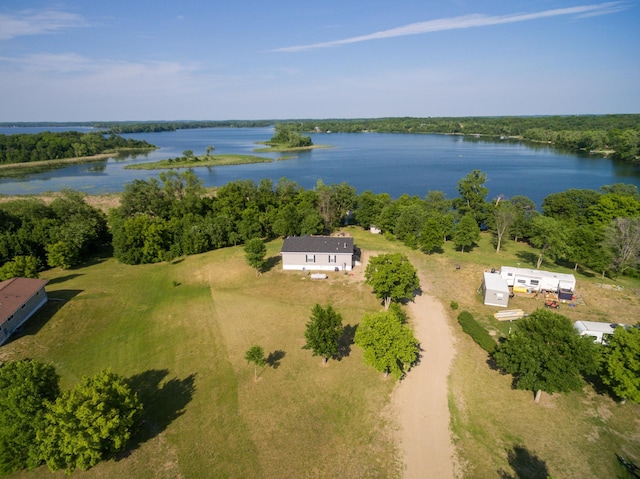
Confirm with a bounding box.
[205,145,215,156]
[244,345,267,381]
[418,215,444,254]
[303,304,344,365]
[493,200,516,253]
[455,169,489,225]
[354,305,420,380]
[244,238,267,276]
[38,370,142,474]
[46,240,78,270]
[452,213,480,253]
[600,325,640,403]
[0,360,60,475]
[364,253,420,310]
[529,215,569,269]
[493,309,598,402]
[604,217,640,275]
[0,255,40,280]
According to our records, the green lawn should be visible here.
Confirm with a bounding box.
[3,240,397,478]
[3,229,639,478]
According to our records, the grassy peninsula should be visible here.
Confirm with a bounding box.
[125,153,272,170]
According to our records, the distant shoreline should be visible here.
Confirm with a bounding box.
[0,147,156,172]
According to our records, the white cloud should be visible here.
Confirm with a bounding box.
[272,2,628,52]
[0,9,87,40]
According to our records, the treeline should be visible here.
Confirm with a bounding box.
[1,170,639,279]
[281,115,640,163]
[0,131,154,165]
[0,190,110,279]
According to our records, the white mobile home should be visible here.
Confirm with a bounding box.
[573,320,620,344]
[500,266,576,294]
[481,272,510,307]
[281,236,354,272]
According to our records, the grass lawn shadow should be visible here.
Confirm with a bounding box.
[125,369,196,451]
[336,324,357,360]
[266,349,286,369]
[46,273,83,285]
[263,255,281,273]
[498,444,550,479]
[515,251,539,268]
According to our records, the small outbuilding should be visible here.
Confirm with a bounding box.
[573,320,620,344]
[0,278,48,346]
[481,272,510,307]
[281,236,354,272]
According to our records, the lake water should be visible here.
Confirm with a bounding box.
[1,126,640,207]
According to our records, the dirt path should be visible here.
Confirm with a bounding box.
[391,272,457,478]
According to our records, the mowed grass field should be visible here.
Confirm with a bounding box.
[2,227,639,478]
[1,239,398,479]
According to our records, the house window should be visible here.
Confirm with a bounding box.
[329,255,337,263]
[306,254,316,263]
[517,279,526,284]
[530,280,539,286]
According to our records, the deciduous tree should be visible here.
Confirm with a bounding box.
[0,360,60,475]
[245,345,267,381]
[493,309,598,403]
[452,213,480,253]
[604,217,640,274]
[600,325,640,403]
[38,370,142,474]
[303,304,343,365]
[354,305,420,380]
[244,238,266,276]
[364,253,420,310]
[529,215,569,269]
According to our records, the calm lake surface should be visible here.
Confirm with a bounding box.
[2,126,640,207]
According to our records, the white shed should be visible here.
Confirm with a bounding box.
[481,272,510,307]
[573,320,619,344]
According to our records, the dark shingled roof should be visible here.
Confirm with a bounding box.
[281,236,354,254]
[0,277,48,324]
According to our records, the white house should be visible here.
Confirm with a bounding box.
[481,272,510,307]
[573,320,620,344]
[500,266,576,295]
[0,278,48,346]
[281,236,354,272]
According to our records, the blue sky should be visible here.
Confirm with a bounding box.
[1,1,638,121]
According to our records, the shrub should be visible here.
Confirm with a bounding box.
[450,300,459,310]
[457,311,496,353]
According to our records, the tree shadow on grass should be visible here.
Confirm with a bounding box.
[498,444,550,479]
[46,273,83,285]
[515,251,539,268]
[124,369,196,452]
[266,350,286,369]
[336,324,357,360]
[263,255,281,273]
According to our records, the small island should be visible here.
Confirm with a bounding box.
[253,126,331,153]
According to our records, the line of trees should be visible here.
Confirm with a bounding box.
[2,169,640,281]
[0,131,154,165]
[283,115,640,163]
[0,190,110,279]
